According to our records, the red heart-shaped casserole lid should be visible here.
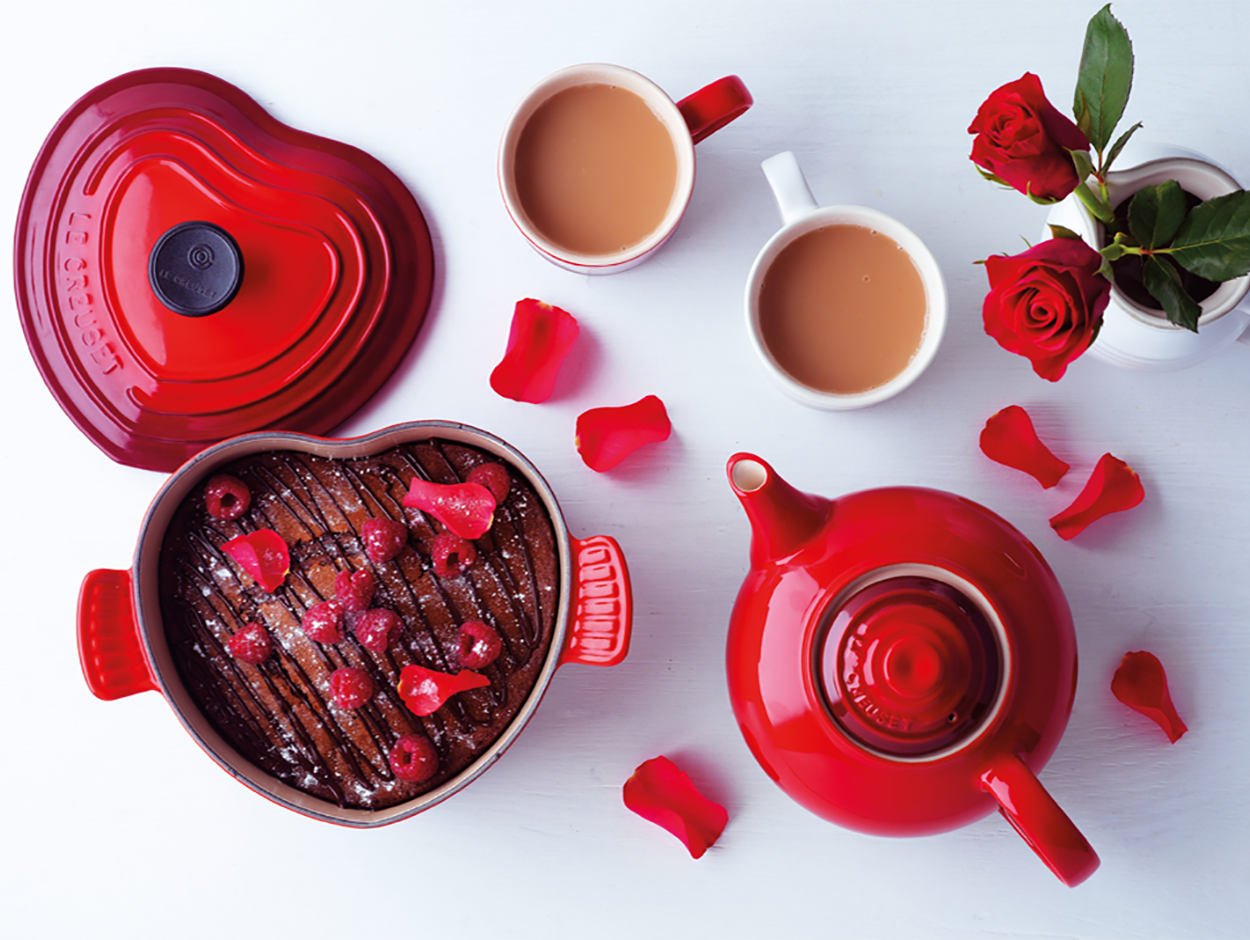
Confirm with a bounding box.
[14,68,435,472]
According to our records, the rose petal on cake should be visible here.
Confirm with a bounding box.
[489,298,580,403]
[221,529,290,592]
[1112,651,1188,743]
[402,479,496,539]
[623,756,728,859]
[398,665,491,716]
[575,395,672,472]
[1049,453,1145,540]
[979,405,1069,488]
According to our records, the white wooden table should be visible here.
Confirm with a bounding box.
[3,1,1248,936]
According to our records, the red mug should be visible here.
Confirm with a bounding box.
[498,64,751,273]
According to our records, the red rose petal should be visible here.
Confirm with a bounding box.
[979,405,1069,488]
[1049,453,1144,540]
[489,298,580,403]
[623,756,727,859]
[221,529,290,592]
[1112,651,1187,743]
[575,395,672,472]
[402,479,496,539]
[397,665,490,716]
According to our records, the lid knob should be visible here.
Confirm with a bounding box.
[819,574,1003,757]
[148,221,244,317]
[881,634,945,699]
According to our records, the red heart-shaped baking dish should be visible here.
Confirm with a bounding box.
[78,421,631,826]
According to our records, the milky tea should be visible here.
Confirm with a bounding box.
[758,224,928,395]
[513,83,678,257]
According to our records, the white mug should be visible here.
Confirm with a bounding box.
[745,151,947,409]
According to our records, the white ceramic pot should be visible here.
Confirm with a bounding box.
[1046,145,1250,371]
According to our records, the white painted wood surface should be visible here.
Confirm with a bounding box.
[3,1,1248,936]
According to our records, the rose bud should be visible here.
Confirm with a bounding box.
[968,72,1090,203]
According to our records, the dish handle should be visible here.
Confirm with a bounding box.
[559,535,632,667]
[78,568,158,700]
[980,754,1100,887]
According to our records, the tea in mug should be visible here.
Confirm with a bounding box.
[513,83,678,256]
[758,225,927,394]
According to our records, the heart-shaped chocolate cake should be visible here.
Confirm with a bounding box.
[158,437,558,809]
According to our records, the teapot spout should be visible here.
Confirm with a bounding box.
[728,454,834,568]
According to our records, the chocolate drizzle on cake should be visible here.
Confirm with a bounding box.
[159,439,560,809]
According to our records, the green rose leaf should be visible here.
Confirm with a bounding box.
[1127,181,1186,249]
[1143,255,1201,332]
[1074,4,1134,154]
[1168,190,1250,281]
[1104,121,1143,174]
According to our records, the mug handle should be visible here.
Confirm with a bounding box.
[559,535,633,667]
[762,151,819,226]
[78,568,158,700]
[677,76,753,145]
[980,754,1100,887]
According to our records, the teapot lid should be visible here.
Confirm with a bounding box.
[14,68,435,471]
[818,568,1007,758]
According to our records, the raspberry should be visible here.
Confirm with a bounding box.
[467,463,511,505]
[458,620,502,669]
[226,622,271,664]
[354,608,402,653]
[431,532,477,579]
[302,600,343,644]
[388,733,439,783]
[334,570,376,612]
[205,474,252,521]
[363,517,408,563]
[329,666,373,709]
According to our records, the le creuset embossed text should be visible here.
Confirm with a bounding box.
[725,454,1098,887]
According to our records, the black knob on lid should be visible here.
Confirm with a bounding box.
[148,221,244,317]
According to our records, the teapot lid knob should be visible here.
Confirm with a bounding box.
[819,573,1005,757]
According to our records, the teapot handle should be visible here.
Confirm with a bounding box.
[980,754,1100,887]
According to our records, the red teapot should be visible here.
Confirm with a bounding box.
[725,454,1099,886]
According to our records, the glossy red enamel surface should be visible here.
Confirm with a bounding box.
[726,454,1096,884]
[15,69,434,471]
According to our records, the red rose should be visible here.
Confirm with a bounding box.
[982,238,1110,381]
[969,73,1089,202]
